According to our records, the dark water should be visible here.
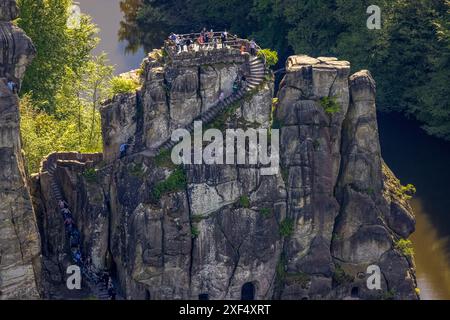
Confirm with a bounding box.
[79,0,450,300]
[378,113,450,300]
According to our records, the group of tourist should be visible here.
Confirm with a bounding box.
[167,29,258,56]
[57,199,116,299]
[58,200,83,265]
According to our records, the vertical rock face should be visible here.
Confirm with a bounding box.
[0,0,17,22]
[0,0,40,299]
[276,58,417,300]
[276,56,351,299]
[32,51,417,300]
[100,50,280,299]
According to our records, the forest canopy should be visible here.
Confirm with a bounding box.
[119,0,450,140]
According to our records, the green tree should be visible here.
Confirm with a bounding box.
[17,0,98,112]
[283,0,341,57]
[21,55,114,173]
[414,0,450,139]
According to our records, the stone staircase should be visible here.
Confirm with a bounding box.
[45,159,114,300]
[157,55,266,153]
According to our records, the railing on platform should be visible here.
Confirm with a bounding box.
[163,32,267,65]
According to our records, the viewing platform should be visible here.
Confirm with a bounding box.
[163,32,266,66]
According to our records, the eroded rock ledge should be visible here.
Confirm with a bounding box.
[0,0,40,300]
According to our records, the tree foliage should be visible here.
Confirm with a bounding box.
[119,0,450,140]
[17,0,98,112]
[17,1,114,173]
[20,55,114,173]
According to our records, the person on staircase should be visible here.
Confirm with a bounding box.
[61,207,71,219]
[64,216,74,231]
[72,249,83,266]
[5,75,17,94]
[58,200,68,209]
[119,143,129,159]
[232,79,240,94]
[240,43,246,55]
[108,277,116,300]
[69,228,81,248]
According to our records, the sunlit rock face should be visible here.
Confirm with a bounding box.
[0,0,40,300]
[276,59,417,300]
[31,50,417,300]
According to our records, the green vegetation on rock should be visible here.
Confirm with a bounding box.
[258,48,278,67]
[396,184,417,200]
[82,167,97,183]
[128,162,146,178]
[320,96,341,115]
[191,226,200,238]
[279,218,294,237]
[154,148,176,169]
[109,76,140,96]
[395,239,414,257]
[239,195,250,208]
[152,167,187,201]
[332,265,354,285]
[260,207,273,218]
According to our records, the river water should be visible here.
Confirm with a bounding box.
[77,0,145,74]
[77,0,450,300]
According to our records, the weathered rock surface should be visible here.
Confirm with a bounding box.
[0,0,17,22]
[30,50,418,300]
[0,0,40,300]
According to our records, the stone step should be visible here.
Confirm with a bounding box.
[250,62,263,68]
[247,81,260,87]
[250,66,265,72]
[249,58,261,64]
[250,70,266,75]
[248,76,263,81]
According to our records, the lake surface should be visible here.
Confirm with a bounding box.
[77,0,145,74]
[79,0,450,300]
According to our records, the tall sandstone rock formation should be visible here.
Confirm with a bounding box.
[276,56,417,299]
[32,49,418,299]
[0,0,41,299]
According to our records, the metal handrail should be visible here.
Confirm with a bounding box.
[164,32,267,66]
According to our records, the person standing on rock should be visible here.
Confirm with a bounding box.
[221,30,228,47]
[250,39,257,56]
[5,74,17,93]
[197,34,204,50]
